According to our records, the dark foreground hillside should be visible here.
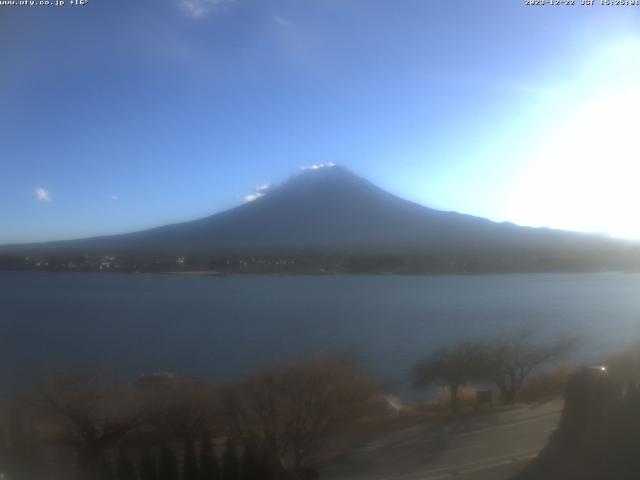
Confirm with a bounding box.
[515,349,640,479]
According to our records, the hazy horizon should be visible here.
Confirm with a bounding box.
[0,164,633,247]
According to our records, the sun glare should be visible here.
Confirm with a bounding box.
[509,41,640,239]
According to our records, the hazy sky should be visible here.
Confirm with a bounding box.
[2,0,640,243]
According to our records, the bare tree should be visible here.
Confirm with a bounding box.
[29,372,156,479]
[411,342,487,414]
[1,406,46,480]
[225,357,378,477]
[136,373,223,442]
[483,331,577,403]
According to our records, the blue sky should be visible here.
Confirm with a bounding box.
[2,0,640,243]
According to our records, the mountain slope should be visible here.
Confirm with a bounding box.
[0,166,634,264]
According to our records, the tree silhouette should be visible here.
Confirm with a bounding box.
[117,449,137,480]
[226,358,376,475]
[183,438,199,480]
[158,446,179,480]
[240,446,262,480]
[412,342,487,414]
[199,429,220,480]
[99,457,114,480]
[483,332,577,403]
[222,439,240,480]
[33,373,151,478]
[139,452,157,480]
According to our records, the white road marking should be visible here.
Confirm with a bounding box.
[454,452,538,477]
[455,412,561,438]
[374,448,541,480]
[445,443,486,452]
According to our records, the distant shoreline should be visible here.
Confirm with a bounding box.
[0,268,637,278]
[158,270,229,277]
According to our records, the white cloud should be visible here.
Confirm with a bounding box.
[301,162,336,171]
[272,14,292,28]
[35,187,51,202]
[244,183,271,202]
[111,194,119,201]
[179,0,233,18]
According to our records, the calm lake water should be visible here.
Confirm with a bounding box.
[2,271,640,395]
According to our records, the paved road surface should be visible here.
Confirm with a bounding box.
[321,399,563,480]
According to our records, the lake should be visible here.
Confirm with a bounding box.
[2,271,640,397]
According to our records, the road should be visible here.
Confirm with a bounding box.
[320,399,563,480]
